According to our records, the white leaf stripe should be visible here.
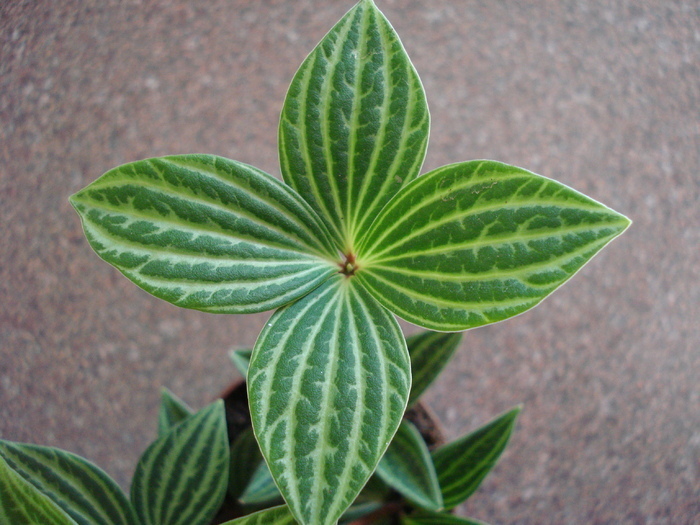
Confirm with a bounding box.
[130,401,228,525]
[358,163,624,262]
[280,0,429,250]
[71,154,339,313]
[0,441,137,525]
[0,455,77,525]
[248,276,410,525]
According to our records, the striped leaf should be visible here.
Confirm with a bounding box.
[238,460,282,506]
[339,501,383,523]
[402,511,488,525]
[406,331,462,407]
[375,419,443,511]
[432,406,521,509]
[157,388,194,436]
[221,504,297,525]
[230,348,253,377]
[279,0,429,250]
[70,154,339,314]
[0,440,137,525]
[131,400,229,525]
[0,454,78,525]
[356,160,632,331]
[248,274,411,525]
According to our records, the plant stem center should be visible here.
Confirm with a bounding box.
[339,252,359,277]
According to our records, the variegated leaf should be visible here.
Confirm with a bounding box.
[70,154,338,314]
[229,428,267,502]
[375,419,443,511]
[131,400,229,525]
[432,406,521,509]
[356,161,632,331]
[0,440,137,525]
[238,460,282,506]
[279,0,429,250]
[406,331,462,407]
[0,454,78,525]
[248,274,411,525]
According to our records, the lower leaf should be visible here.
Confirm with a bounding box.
[0,454,77,525]
[0,439,137,525]
[248,275,411,525]
[131,400,229,525]
[432,406,521,509]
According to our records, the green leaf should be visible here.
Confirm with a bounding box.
[432,406,521,509]
[406,331,462,407]
[279,0,429,250]
[0,440,138,525]
[375,420,443,511]
[221,504,297,525]
[70,154,339,314]
[357,160,632,331]
[230,348,253,377]
[228,428,268,502]
[339,500,382,523]
[402,511,488,525]
[248,274,411,525]
[131,400,229,525]
[0,454,78,525]
[238,459,282,506]
[157,388,194,436]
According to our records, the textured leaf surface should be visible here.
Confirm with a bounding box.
[279,0,429,249]
[222,504,297,525]
[157,388,193,436]
[70,154,338,314]
[357,161,632,331]
[432,406,521,509]
[0,454,77,525]
[0,440,137,525]
[375,419,443,511]
[131,400,229,525]
[406,331,462,407]
[248,274,411,525]
[402,511,488,525]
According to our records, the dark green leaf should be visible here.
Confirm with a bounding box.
[0,454,78,525]
[248,274,411,525]
[357,160,631,331]
[131,400,229,525]
[70,154,338,314]
[0,440,137,525]
[406,331,462,407]
[279,0,429,249]
[228,428,266,501]
[157,388,194,436]
[432,406,521,509]
[375,420,443,511]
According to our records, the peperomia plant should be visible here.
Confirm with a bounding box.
[1,0,630,524]
[0,332,518,525]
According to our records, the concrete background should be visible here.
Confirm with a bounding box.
[1,1,698,523]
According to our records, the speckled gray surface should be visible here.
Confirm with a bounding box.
[1,1,698,523]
